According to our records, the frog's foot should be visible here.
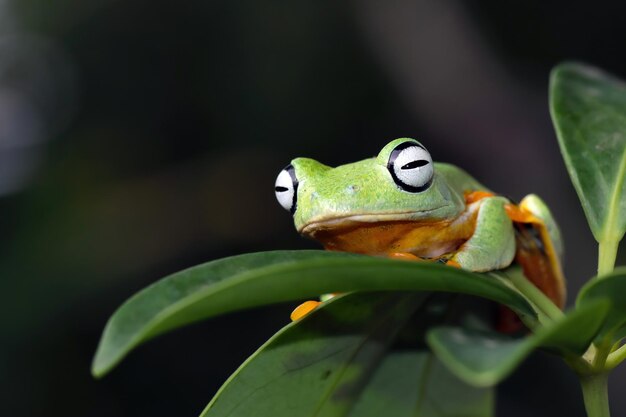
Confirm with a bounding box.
[445,259,461,268]
[388,252,422,261]
[504,203,541,224]
[290,300,321,321]
[434,253,461,268]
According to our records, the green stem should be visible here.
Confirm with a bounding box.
[606,343,626,370]
[598,238,619,277]
[580,373,610,417]
[593,338,614,370]
[507,270,564,322]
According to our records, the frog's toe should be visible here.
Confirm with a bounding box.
[290,300,321,321]
[446,259,462,268]
[388,252,422,261]
[504,203,539,224]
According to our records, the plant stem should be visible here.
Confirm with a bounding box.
[598,238,619,277]
[580,373,610,417]
[507,270,564,322]
[592,338,613,370]
[606,343,626,370]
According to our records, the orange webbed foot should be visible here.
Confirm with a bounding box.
[290,300,321,321]
[505,203,540,224]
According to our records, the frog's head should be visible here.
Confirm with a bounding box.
[274,138,466,237]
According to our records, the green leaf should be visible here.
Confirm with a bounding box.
[202,292,492,417]
[347,352,492,417]
[201,292,423,417]
[426,299,610,387]
[550,62,626,251]
[577,267,626,340]
[93,250,535,377]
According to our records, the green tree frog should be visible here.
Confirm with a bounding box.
[275,138,565,321]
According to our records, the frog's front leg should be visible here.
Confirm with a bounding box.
[450,196,516,272]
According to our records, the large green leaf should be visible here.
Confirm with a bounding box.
[577,267,626,340]
[92,250,535,377]
[347,352,492,417]
[201,292,423,417]
[201,292,492,417]
[426,299,610,387]
[550,62,626,246]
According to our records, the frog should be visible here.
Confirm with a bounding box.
[274,138,566,322]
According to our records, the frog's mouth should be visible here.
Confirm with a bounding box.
[298,208,463,257]
[299,209,444,236]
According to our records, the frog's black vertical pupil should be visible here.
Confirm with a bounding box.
[275,186,288,192]
[285,164,298,214]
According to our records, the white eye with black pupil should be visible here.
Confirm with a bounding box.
[387,142,434,192]
[275,164,298,213]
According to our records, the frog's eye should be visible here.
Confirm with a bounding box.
[275,164,298,214]
[387,142,434,192]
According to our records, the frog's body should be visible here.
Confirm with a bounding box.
[275,138,566,321]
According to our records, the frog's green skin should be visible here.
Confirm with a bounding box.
[291,140,480,232]
[275,138,565,308]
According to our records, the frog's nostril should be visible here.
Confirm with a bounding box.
[346,185,359,195]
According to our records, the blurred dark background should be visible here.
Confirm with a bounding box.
[1,0,625,416]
